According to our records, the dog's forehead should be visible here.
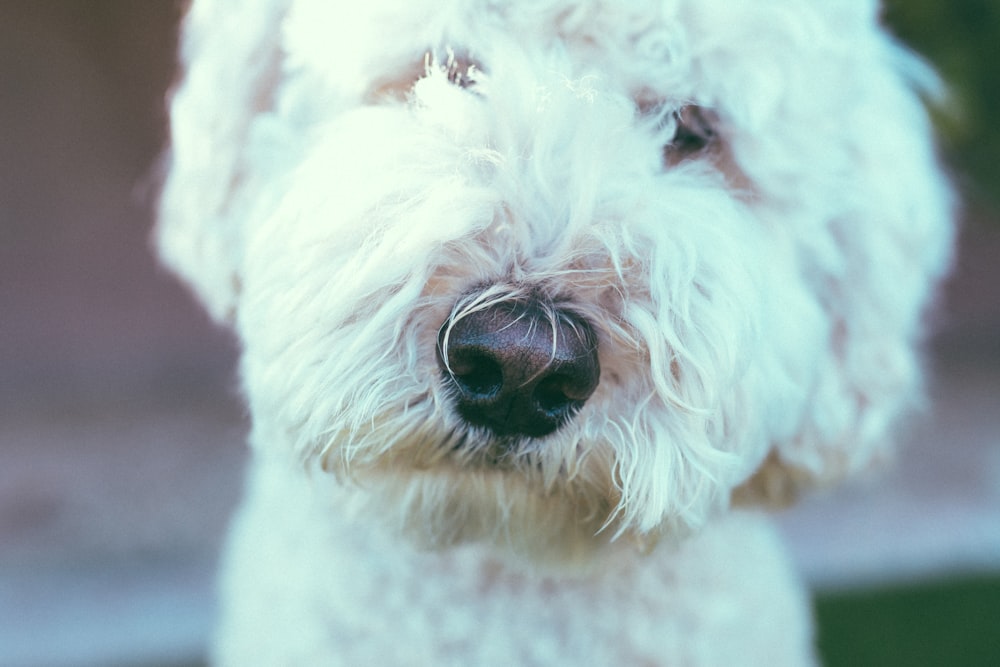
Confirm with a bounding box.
[283,0,876,104]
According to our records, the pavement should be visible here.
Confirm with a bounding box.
[1,387,244,667]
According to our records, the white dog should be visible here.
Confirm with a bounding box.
[158,0,953,664]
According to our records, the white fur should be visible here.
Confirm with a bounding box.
[158,0,953,664]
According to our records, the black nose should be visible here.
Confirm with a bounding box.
[437,297,600,438]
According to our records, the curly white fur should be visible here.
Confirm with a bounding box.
[158,0,953,664]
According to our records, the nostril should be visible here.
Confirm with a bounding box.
[449,353,502,398]
[533,375,582,415]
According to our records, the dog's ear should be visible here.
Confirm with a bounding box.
[156,0,289,323]
[735,32,955,507]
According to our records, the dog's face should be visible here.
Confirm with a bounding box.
[159,0,952,562]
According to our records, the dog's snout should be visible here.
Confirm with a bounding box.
[438,299,600,438]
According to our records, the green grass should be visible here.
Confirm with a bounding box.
[815,575,1000,666]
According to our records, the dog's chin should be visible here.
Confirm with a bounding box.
[309,413,724,565]
[338,462,660,568]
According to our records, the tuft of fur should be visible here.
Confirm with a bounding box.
[158,0,953,664]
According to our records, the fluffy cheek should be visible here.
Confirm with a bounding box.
[238,228,455,467]
[237,106,503,456]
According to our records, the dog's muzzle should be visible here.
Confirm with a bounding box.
[437,297,600,439]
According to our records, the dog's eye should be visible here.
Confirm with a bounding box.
[664,105,717,165]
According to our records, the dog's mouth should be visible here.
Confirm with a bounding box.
[445,429,539,469]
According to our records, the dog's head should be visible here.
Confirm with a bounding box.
[158,0,952,562]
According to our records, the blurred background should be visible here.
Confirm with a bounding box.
[1,1,997,665]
